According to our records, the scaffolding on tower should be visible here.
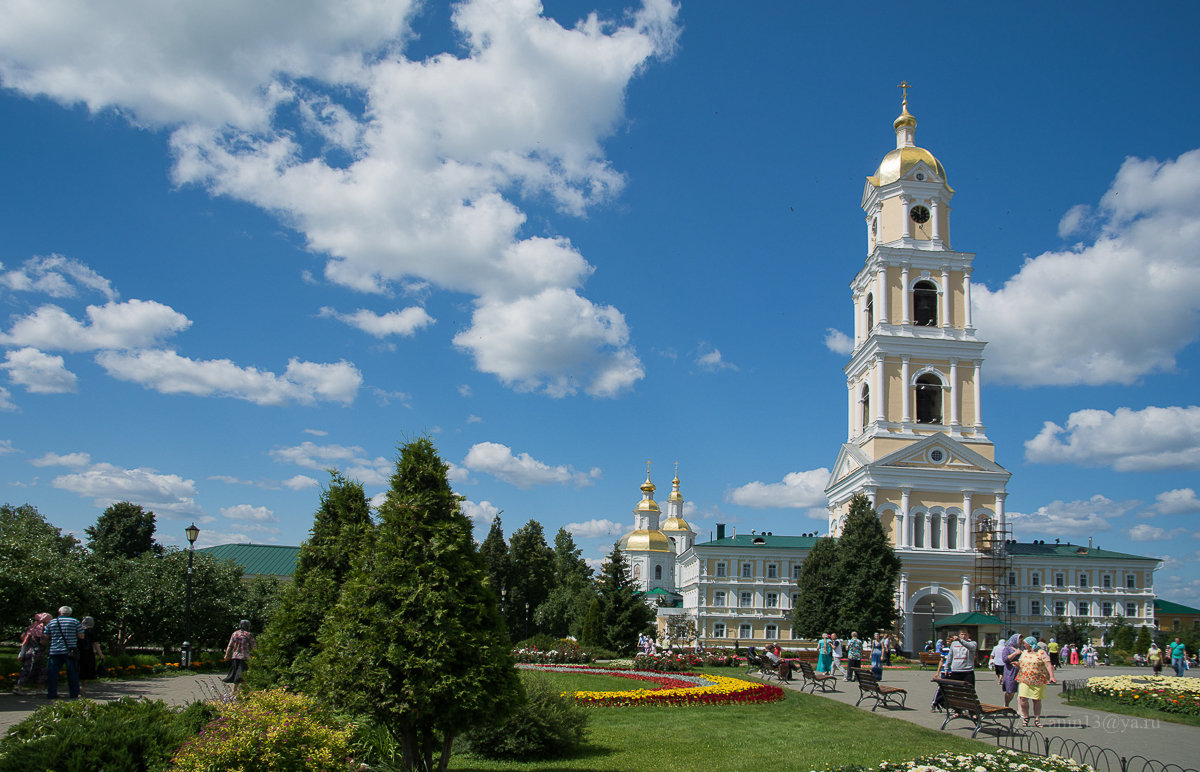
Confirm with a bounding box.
[973,517,1014,633]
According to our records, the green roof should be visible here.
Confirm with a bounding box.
[1006,541,1157,561]
[696,534,820,549]
[934,612,1003,628]
[198,543,300,577]
[1155,599,1200,615]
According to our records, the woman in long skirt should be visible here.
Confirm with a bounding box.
[222,620,257,690]
[816,633,833,673]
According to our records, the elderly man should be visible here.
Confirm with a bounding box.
[46,605,83,699]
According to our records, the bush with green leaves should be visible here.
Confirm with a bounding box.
[0,697,215,772]
[168,688,356,772]
[463,673,589,761]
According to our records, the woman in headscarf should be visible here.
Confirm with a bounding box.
[13,612,51,695]
[222,620,257,690]
[999,633,1022,707]
[1148,641,1164,675]
[1015,635,1056,727]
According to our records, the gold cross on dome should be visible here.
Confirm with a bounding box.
[897,80,912,106]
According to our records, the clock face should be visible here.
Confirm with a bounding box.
[910,205,931,224]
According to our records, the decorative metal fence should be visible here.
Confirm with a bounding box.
[1060,677,1091,699]
[996,730,1197,772]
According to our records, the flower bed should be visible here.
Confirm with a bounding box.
[1085,675,1200,716]
[524,664,785,707]
[813,749,1093,772]
[632,650,743,670]
[512,639,594,664]
[1,658,223,689]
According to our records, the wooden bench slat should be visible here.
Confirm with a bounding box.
[853,671,907,711]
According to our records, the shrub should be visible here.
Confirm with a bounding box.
[463,674,589,760]
[0,697,212,772]
[169,688,356,771]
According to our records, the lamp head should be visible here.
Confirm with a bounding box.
[185,523,200,545]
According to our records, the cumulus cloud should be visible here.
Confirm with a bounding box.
[220,504,277,523]
[975,149,1200,385]
[566,518,625,538]
[51,460,201,514]
[0,254,117,300]
[32,451,91,468]
[823,328,853,355]
[95,349,361,405]
[726,468,831,509]
[462,441,596,489]
[1007,494,1135,538]
[1128,524,1185,542]
[318,306,434,338]
[2,348,78,393]
[459,498,500,525]
[695,343,737,372]
[1151,488,1200,516]
[0,387,13,411]
[1025,406,1200,471]
[282,474,319,490]
[269,441,391,485]
[0,0,679,398]
[0,300,191,352]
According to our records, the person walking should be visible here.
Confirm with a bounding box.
[1069,643,1079,666]
[46,605,83,700]
[78,616,104,694]
[869,633,884,680]
[945,628,977,686]
[13,612,51,695]
[1047,638,1060,668]
[1169,637,1188,677]
[1015,636,1056,727]
[1148,642,1164,675]
[999,633,1021,707]
[846,631,863,682]
[830,633,846,676]
[222,619,257,690]
[816,633,834,674]
[990,637,1007,683]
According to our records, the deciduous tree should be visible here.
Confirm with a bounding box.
[85,501,160,558]
[0,504,86,638]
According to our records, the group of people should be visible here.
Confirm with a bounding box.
[14,606,103,699]
[1045,640,1097,668]
[984,632,1057,727]
[1143,638,1190,676]
[753,631,895,684]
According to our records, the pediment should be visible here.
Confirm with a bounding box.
[828,443,872,486]
[876,433,1008,475]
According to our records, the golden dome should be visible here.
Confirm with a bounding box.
[893,106,917,131]
[871,146,949,189]
[618,529,670,552]
[635,498,661,513]
[661,515,693,533]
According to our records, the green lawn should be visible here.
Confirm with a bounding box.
[451,669,989,771]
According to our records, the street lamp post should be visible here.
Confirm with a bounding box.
[524,601,530,640]
[182,523,200,669]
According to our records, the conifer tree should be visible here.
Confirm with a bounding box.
[535,528,596,638]
[587,545,653,654]
[478,515,510,600]
[792,536,840,637]
[249,471,373,689]
[835,493,902,636]
[312,438,519,772]
[507,519,555,640]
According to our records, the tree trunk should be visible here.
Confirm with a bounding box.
[436,732,455,772]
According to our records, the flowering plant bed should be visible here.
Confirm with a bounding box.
[813,749,1094,772]
[524,664,784,707]
[1084,675,1200,716]
[512,639,594,664]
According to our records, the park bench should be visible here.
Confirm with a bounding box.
[853,671,907,711]
[933,678,1017,738]
[797,661,837,693]
[918,652,942,669]
[744,648,778,682]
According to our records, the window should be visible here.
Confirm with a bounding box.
[713,591,727,607]
[1126,574,1136,589]
[930,515,942,550]
[739,623,752,639]
[715,562,726,578]
[1102,574,1112,589]
[860,384,870,431]
[1078,602,1090,616]
[741,563,753,578]
[633,564,641,579]
[1031,572,1041,586]
[654,565,662,580]
[1031,600,1042,616]
[1101,602,1113,617]
[915,373,942,424]
[791,564,801,580]
[765,625,778,640]
[865,293,875,331]
[1008,571,1017,586]
[947,516,958,549]
[739,592,753,608]
[1125,603,1137,618]
[1079,573,1089,588]
[765,593,778,608]
[913,280,938,326]
[913,517,925,549]
[713,623,726,638]
[1054,600,1066,617]
[1055,573,1065,588]
[1006,600,1017,614]
[791,593,800,609]
[767,564,778,579]
[1173,619,1181,631]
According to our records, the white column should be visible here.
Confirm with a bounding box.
[973,361,983,427]
[996,493,1007,538]
[949,359,960,426]
[847,379,856,440]
[962,575,972,612]
[901,197,911,239]
[963,267,974,328]
[900,356,911,423]
[957,515,967,551]
[963,493,974,552]
[853,291,862,344]
[901,264,911,324]
[899,572,910,611]
[923,512,931,549]
[942,513,950,550]
[931,199,942,241]
[874,354,886,423]
[866,486,878,508]
[940,266,951,329]
[877,267,890,326]
[900,488,911,548]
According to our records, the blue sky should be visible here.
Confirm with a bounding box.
[2,1,1199,601]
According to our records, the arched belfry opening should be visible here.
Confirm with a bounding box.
[913,280,938,326]
[865,292,875,331]
[915,373,942,424]
[860,383,870,431]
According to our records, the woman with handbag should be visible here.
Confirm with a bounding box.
[1015,636,1056,727]
[12,612,51,695]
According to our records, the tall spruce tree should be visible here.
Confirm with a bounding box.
[478,515,510,604]
[835,493,902,636]
[507,519,555,640]
[535,528,596,638]
[312,438,519,772]
[249,471,373,689]
[587,545,653,654]
[792,536,840,637]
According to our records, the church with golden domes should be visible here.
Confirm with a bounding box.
[619,90,1160,651]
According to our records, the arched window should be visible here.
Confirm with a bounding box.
[930,514,943,549]
[633,564,641,579]
[915,373,942,424]
[913,516,925,548]
[865,292,875,331]
[946,516,958,549]
[913,280,938,326]
[654,565,662,580]
[860,384,870,431]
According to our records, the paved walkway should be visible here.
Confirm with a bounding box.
[770,664,1198,770]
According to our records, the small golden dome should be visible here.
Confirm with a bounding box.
[635,498,660,513]
[618,529,670,552]
[894,106,917,131]
[661,516,693,533]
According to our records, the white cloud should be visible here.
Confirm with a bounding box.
[459,498,500,525]
[0,255,117,300]
[95,349,361,405]
[32,452,91,468]
[1128,524,1185,542]
[1152,488,1200,516]
[304,428,328,436]
[0,300,191,352]
[52,460,201,514]
[220,504,277,523]
[726,468,831,509]
[1007,495,1134,539]
[466,414,483,424]
[1025,406,1200,471]
[823,328,853,355]
[462,441,595,489]
[209,475,253,486]
[0,387,13,411]
[369,491,387,510]
[2,348,77,393]
[1057,204,1090,238]
[458,384,473,397]
[0,440,16,454]
[566,518,625,538]
[269,441,391,485]
[318,306,434,338]
[975,149,1200,386]
[282,474,319,490]
[695,343,737,372]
